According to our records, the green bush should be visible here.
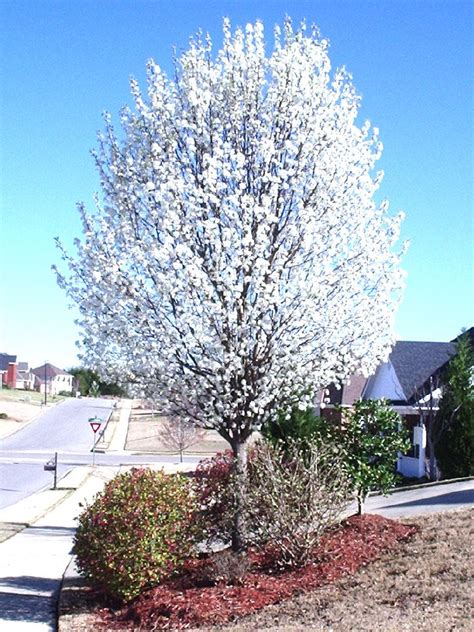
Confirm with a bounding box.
[435,333,474,479]
[321,400,410,514]
[262,404,324,446]
[73,467,200,601]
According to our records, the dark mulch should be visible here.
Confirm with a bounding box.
[92,514,417,630]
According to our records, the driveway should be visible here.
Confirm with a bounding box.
[363,479,474,518]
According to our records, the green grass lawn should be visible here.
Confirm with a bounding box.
[0,388,58,404]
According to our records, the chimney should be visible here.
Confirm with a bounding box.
[6,362,17,389]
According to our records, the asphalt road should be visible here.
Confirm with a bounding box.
[0,398,115,510]
[0,397,204,510]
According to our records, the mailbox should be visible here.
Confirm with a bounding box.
[44,453,58,489]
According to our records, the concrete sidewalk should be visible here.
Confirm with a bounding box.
[0,399,133,631]
[0,466,119,631]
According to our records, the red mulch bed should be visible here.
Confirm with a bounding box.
[99,514,418,630]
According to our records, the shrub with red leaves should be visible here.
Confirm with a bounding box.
[193,450,236,544]
[73,467,200,602]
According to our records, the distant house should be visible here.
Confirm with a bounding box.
[31,363,74,396]
[15,362,36,390]
[318,333,469,479]
[0,353,17,388]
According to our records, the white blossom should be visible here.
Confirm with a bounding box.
[55,18,405,450]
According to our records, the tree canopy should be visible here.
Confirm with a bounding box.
[55,19,404,452]
[68,367,127,397]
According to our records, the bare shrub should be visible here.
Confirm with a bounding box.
[207,550,251,586]
[159,416,205,461]
[244,438,351,568]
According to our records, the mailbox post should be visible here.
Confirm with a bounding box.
[44,452,58,489]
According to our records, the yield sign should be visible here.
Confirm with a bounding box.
[90,421,101,433]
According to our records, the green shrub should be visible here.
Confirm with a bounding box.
[435,333,474,479]
[0,412,8,419]
[73,467,200,601]
[324,400,410,514]
[262,404,324,446]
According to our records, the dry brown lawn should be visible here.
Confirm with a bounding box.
[59,508,473,631]
[212,508,473,631]
[0,399,41,438]
[125,411,228,455]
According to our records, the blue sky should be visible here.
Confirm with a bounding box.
[0,0,472,370]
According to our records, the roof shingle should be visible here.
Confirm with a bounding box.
[388,341,456,402]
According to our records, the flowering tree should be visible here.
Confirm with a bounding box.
[55,19,405,549]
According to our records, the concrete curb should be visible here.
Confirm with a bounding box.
[57,557,86,632]
[103,399,132,452]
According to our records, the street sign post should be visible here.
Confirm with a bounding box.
[90,421,101,433]
[89,417,102,466]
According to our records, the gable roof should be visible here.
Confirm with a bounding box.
[341,374,368,404]
[0,353,17,371]
[17,371,32,380]
[323,339,460,408]
[452,326,474,347]
[387,341,456,403]
[31,363,72,379]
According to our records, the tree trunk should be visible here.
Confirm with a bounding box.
[230,438,248,553]
[357,490,365,515]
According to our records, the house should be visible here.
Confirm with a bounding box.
[0,353,17,388]
[318,334,468,479]
[15,362,36,390]
[1,354,41,391]
[31,363,74,396]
